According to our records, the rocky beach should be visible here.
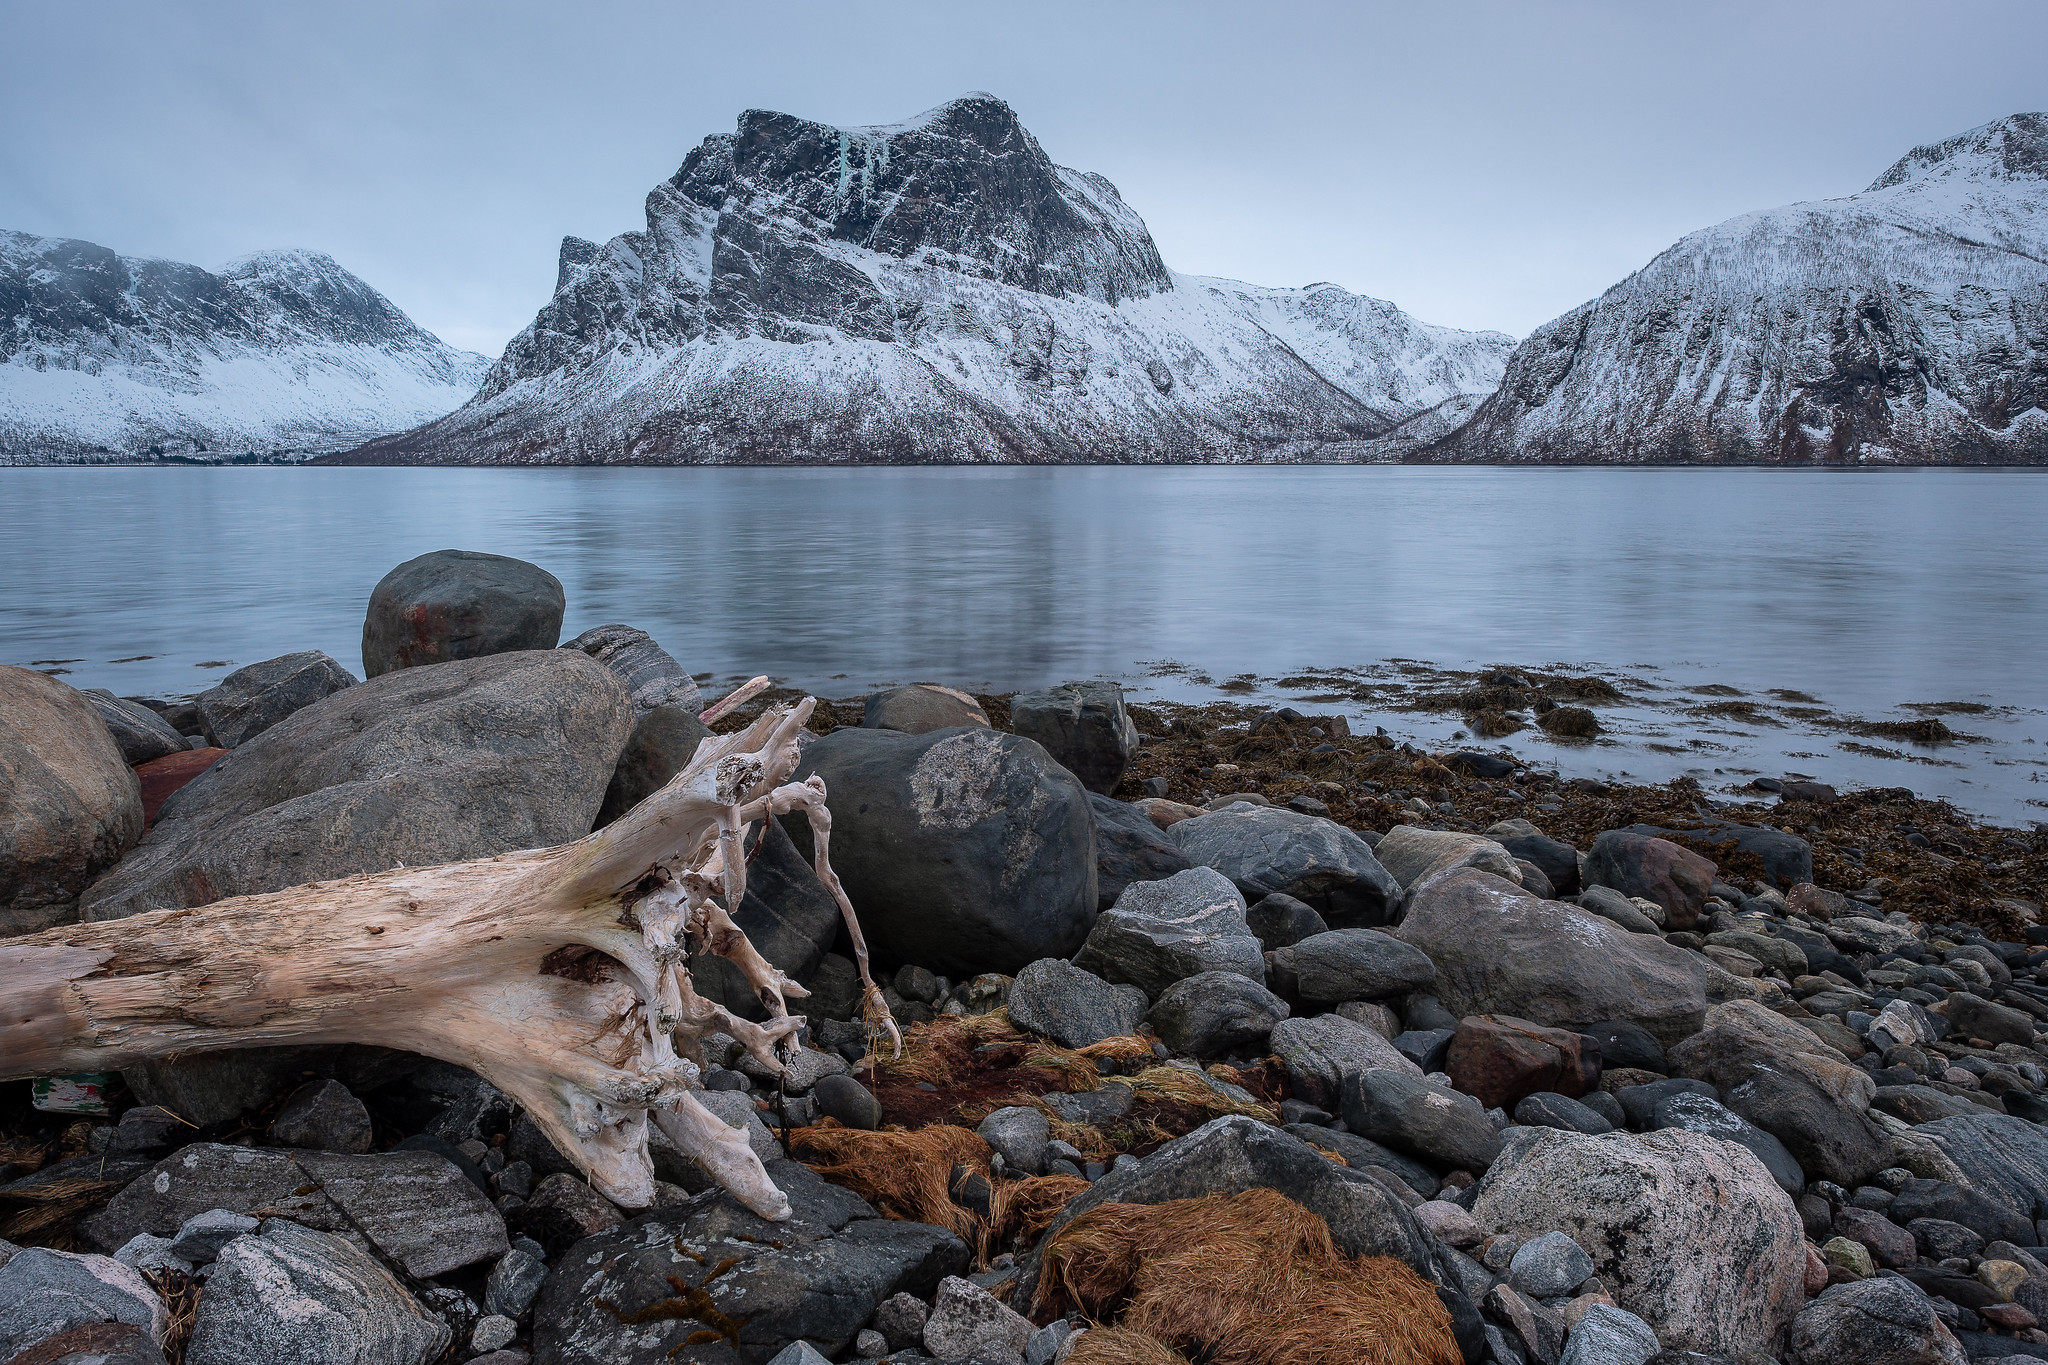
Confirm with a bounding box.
[6,548,2048,1365]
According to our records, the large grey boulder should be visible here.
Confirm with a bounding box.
[1395,869,1707,1045]
[862,684,989,735]
[85,1143,507,1279]
[81,650,632,920]
[1,665,143,936]
[1786,1276,1967,1365]
[1471,1127,1806,1357]
[1007,958,1148,1049]
[1669,1000,1892,1188]
[1089,792,1193,912]
[1008,680,1139,795]
[1373,826,1523,890]
[783,726,1096,977]
[1168,802,1401,928]
[563,624,701,714]
[361,549,566,678]
[1272,928,1436,1005]
[530,1159,967,1364]
[186,1219,451,1365]
[81,689,187,766]
[196,651,357,748]
[1267,1012,1421,1110]
[1070,867,1263,999]
[1147,971,1290,1056]
[0,1246,166,1362]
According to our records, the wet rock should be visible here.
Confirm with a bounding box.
[786,726,1096,977]
[1669,1000,1892,1188]
[1268,1011,1421,1110]
[1515,1092,1614,1135]
[1584,832,1717,931]
[82,650,632,920]
[1,665,142,935]
[267,1079,373,1154]
[1396,870,1707,1045]
[0,1247,166,1362]
[1342,1068,1504,1172]
[562,624,701,715]
[1008,680,1139,795]
[1168,803,1401,927]
[361,549,565,678]
[1471,1127,1806,1357]
[196,651,357,748]
[923,1275,1032,1363]
[1244,892,1327,950]
[1447,1014,1598,1111]
[530,1159,967,1364]
[861,683,990,735]
[185,1218,451,1365]
[1373,826,1523,891]
[1088,791,1194,912]
[1146,970,1289,1056]
[1007,958,1149,1048]
[1786,1276,1968,1365]
[1071,867,1263,999]
[81,688,187,766]
[1275,928,1436,1006]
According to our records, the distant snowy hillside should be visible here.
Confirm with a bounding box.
[1435,113,2048,465]
[0,235,489,463]
[339,94,1512,465]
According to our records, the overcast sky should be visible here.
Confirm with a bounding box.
[5,1,2043,355]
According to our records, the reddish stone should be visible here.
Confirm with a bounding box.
[1982,1302,2038,1330]
[1787,883,1855,920]
[1444,1014,1597,1111]
[1586,831,1717,930]
[134,747,227,827]
[1803,1245,1828,1296]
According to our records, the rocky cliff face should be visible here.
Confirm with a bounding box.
[0,236,488,463]
[340,94,1512,465]
[1434,113,2048,465]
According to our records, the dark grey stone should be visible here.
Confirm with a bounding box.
[1508,1229,1595,1298]
[783,725,1096,977]
[197,651,357,749]
[1615,1077,1718,1131]
[0,1247,164,1363]
[81,688,186,765]
[267,1079,372,1153]
[1576,885,1663,934]
[1514,1092,1614,1136]
[1947,992,2036,1047]
[1007,958,1148,1048]
[595,703,712,827]
[861,684,990,735]
[485,1247,549,1320]
[813,1075,882,1131]
[1245,892,1328,950]
[530,1160,967,1365]
[185,1219,451,1365]
[1913,1113,2048,1225]
[1088,791,1193,911]
[1342,1071,1504,1173]
[562,624,701,715]
[1282,928,1437,1005]
[1282,1124,1440,1197]
[977,1107,1050,1176]
[1885,1177,2034,1248]
[82,650,633,920]
[1008,680,1139,795]
[690,819,847,1022]
[1650,1090,1803,1194]
[362,549,565,678]
[1394,1028,1455,1073]
[1579,1020,1667,1075]
[1168,803,1400,928]
[1071,866,1262,999]
[1146,970,1290,1056]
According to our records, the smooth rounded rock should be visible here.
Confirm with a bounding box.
[362,550,565,678]
[1584,831,1717,931]
[811,1074,882,1131]
[80,689,187,766]
[1282,928,1437,1005]
[196,651,357,749]
[861,684,989,735]
[1245,892,1328,950]
[1169,802,1400,927]
[1146,971,1289,1056]
[1007,958,1148,1048]
[1787,1275,1968,1365]
[1,666,143,936]
[1008,681,1139,795]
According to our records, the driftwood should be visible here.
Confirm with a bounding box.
[0,697,895,1221]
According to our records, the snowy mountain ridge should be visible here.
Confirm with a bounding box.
[0,233,489,463]
[1434,112,2048,465]
[340,94,1514,465]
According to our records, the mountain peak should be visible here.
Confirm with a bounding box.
[1870,111,2048,190]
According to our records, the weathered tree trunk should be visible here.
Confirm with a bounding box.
[0,698,894,1222]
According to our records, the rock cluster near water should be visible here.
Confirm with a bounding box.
[5,549,2048,1365]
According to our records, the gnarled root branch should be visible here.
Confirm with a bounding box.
[0,698,894,1222]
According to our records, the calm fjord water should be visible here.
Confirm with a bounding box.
[3,465,2044,822]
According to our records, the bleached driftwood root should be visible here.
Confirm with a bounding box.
[0,698,896,1221]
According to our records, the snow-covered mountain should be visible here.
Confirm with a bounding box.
[1435,113,2048,465]
[0,235,489,463]
[338,94,1512,465]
